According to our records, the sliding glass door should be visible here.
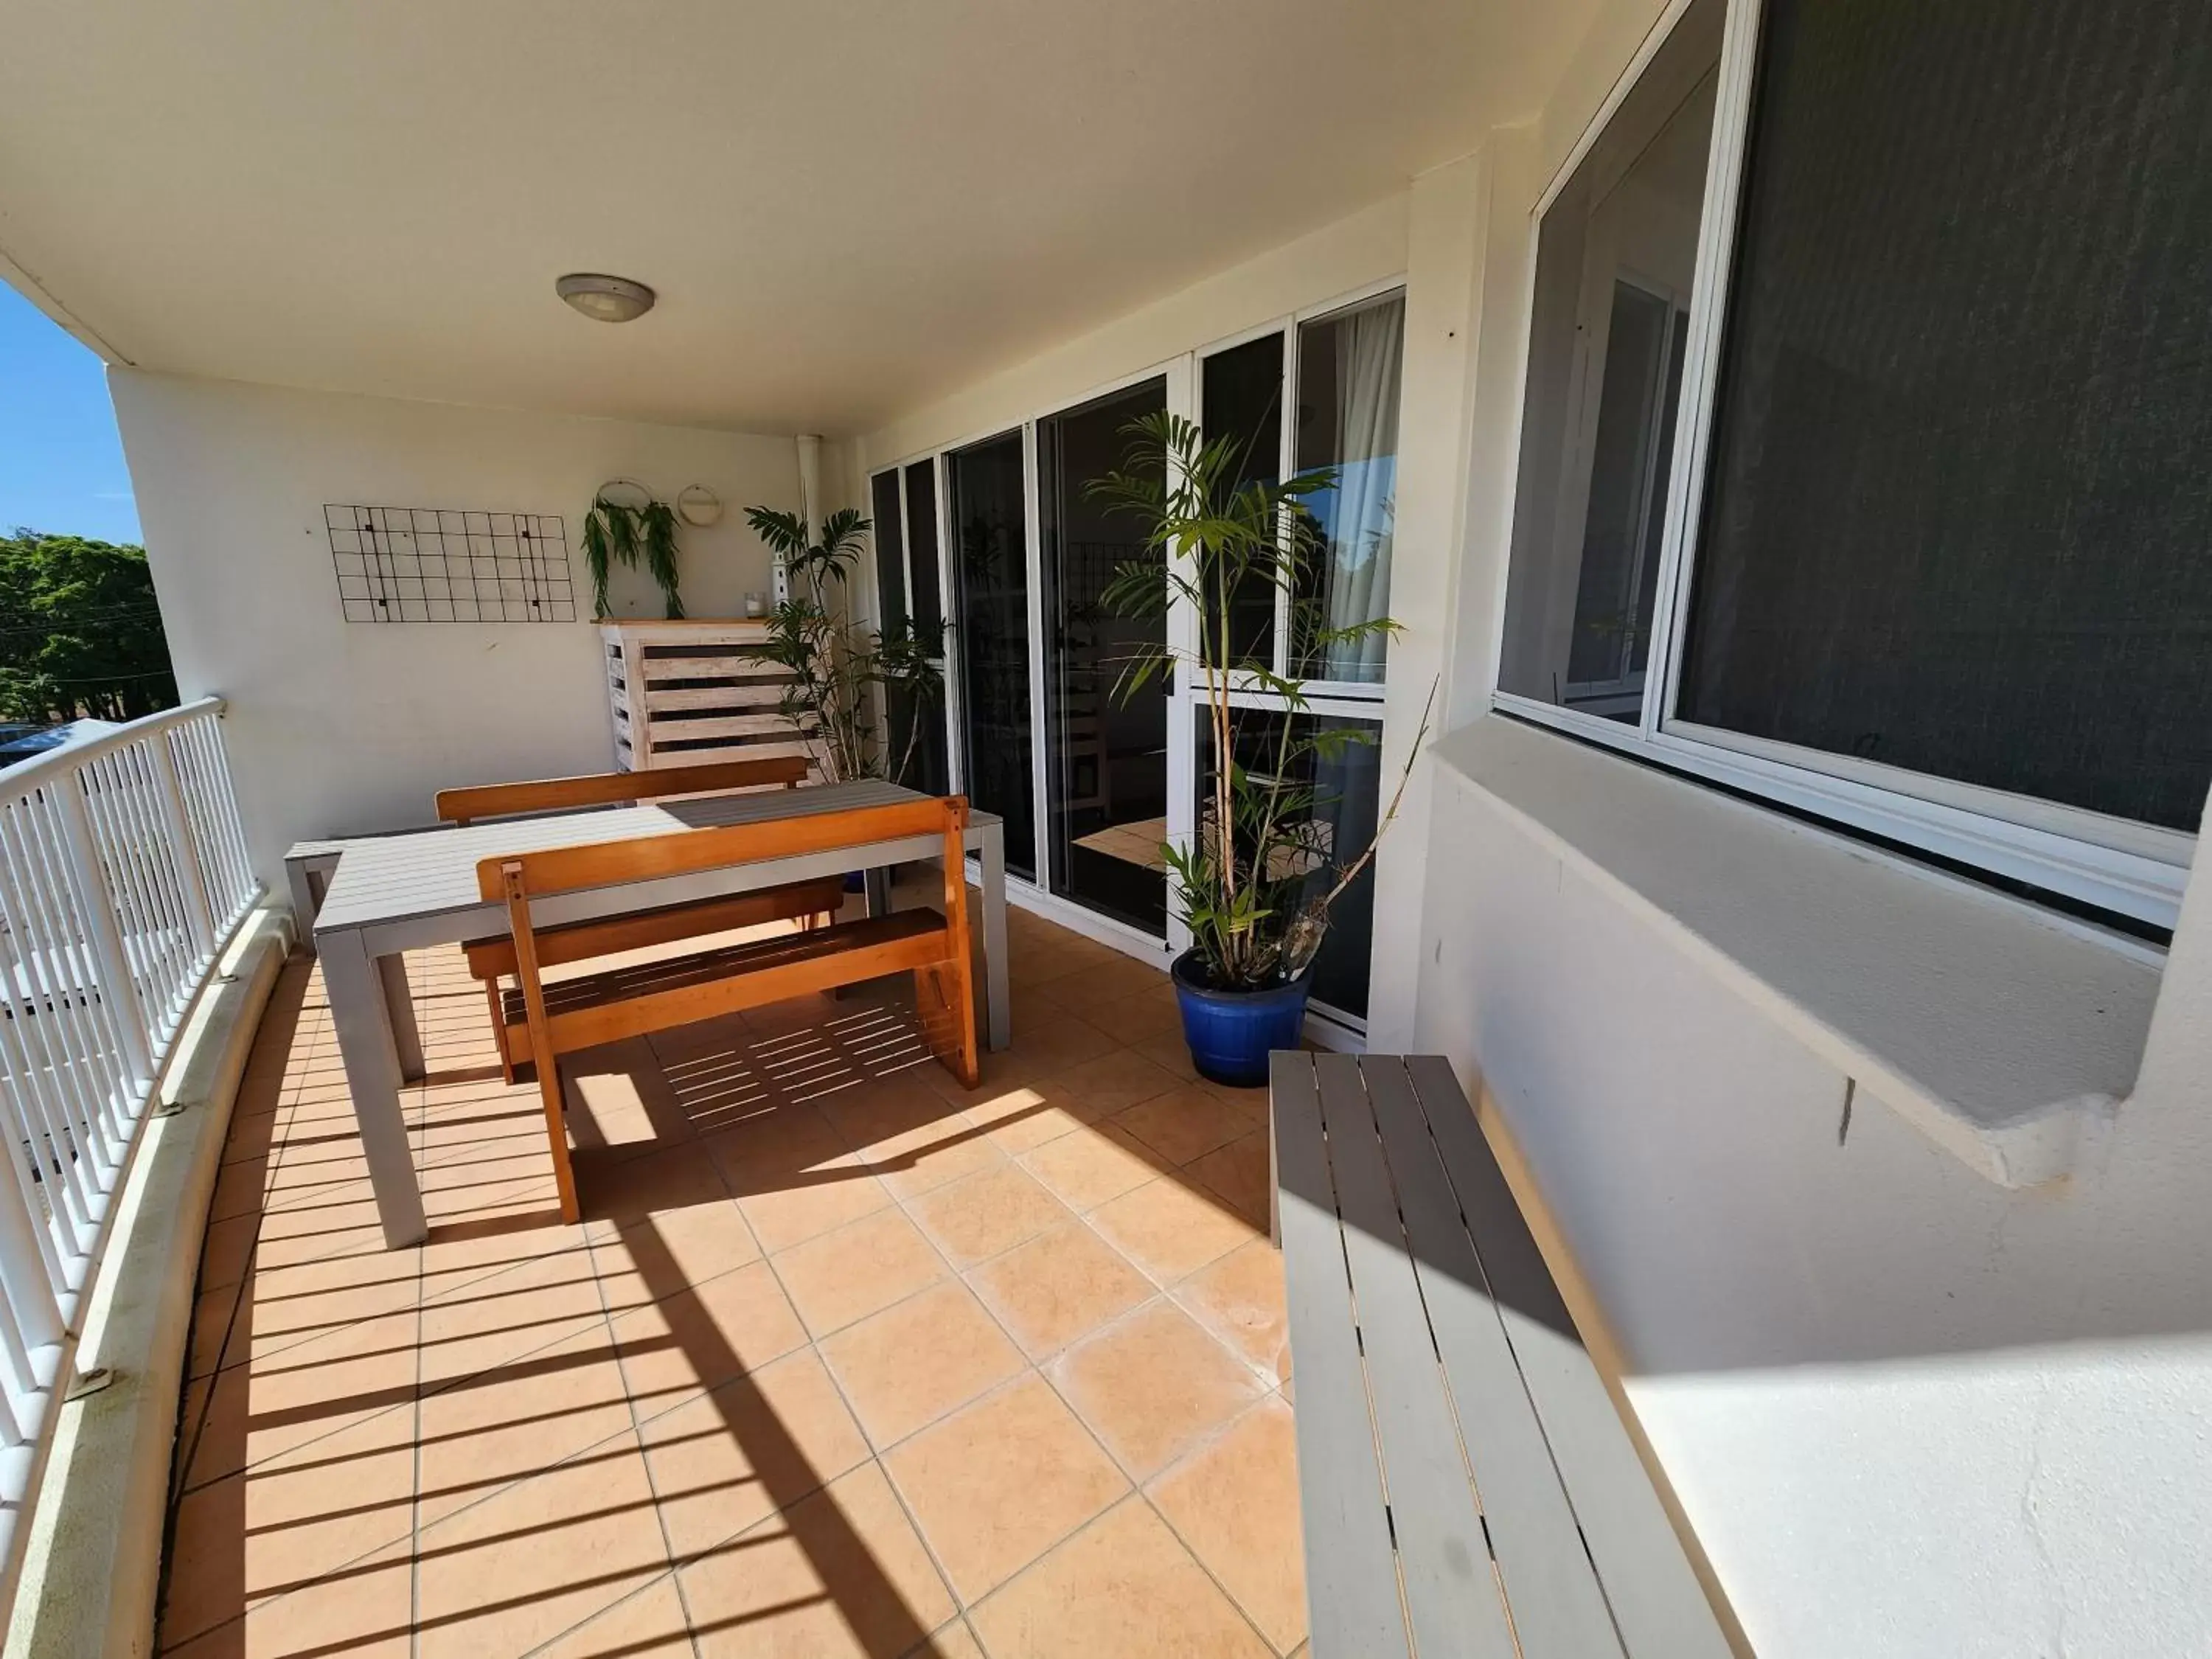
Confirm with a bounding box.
[944,432,1035,877]
[1037,377,1169,935]
[868,462,950,793]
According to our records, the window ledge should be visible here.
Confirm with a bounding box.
[1433,716,2165,1189]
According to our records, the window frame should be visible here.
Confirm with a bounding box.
[1193,276,1409,706]
[1486,0,2199,931]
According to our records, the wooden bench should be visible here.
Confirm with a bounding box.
[482,796,979,1223]
[439,756,845,1080]
[1270,1051,1736,1659]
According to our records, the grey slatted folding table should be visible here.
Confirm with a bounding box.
[1270,1051,1736,1659]
[305,779,1009,1248]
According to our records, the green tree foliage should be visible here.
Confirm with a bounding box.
[0,530,178,723]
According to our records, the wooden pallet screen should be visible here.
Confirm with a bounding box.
[601,620,818,776]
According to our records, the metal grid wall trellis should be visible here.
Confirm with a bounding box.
[324,505,575,623]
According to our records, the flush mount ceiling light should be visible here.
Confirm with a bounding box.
[555,272,655,323]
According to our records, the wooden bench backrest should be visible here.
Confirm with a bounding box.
[476,797,964,902]
[436,755,808,826]
[492,795,976,1225]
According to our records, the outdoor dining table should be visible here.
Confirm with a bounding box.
[296,779,1009,1248]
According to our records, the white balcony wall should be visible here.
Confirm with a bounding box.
[108,373,806,884]
[1382,8,2212,1658]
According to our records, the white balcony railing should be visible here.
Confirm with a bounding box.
[0,698,258,1574]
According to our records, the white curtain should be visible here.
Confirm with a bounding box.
[1319,294,1402,681]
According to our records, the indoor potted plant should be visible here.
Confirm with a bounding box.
[742,504,946,785]
[1091,411,1428,1085]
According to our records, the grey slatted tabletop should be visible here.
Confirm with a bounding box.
[1270,1051,1734,1659]
[313,779,983,931]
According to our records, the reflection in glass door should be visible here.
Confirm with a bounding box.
[945,432,1035,877]
[1038,377,1169,935]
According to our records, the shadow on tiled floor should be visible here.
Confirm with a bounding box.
[161,901,1306,1658]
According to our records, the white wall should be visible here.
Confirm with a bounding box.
[109,371,801,883]
[1385,0,2212,1651]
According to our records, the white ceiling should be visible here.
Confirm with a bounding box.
[0,0,1593,435]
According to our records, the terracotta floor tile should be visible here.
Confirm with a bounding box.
[1185,1131,1273,1229]
[608,1259,808,1413]
[1108,1086,1251,1167]
[772,1208,947,1339]
[189,1274,247,1379]
[594,1200,762,1318]
[1018,1127,1164,1213]
[637,1348,871,1558]
[679,1462,956,1658]
[161,904,1306,1659]
[161,1406,417,1647]
[1037,1047,1183,1118]
[1147,1397,1307,1652]
[1000,1010,1119,1075]
[883,1374,1127,1603]
[1173,1239,1291,1383]
[161,1545,414,1659]
[969,1496,1271,1659]
[1082,987,1185,1048]
[415,1434,672,1659]
[965,1223,1153,1360]
[199,1212,258,1293]
[1050,1301,1265,1480]
[535,1573,696,1658]
[961,1081,1101,1156]
[733,1161,894,1256]
[819,1280,1025,1449]
[904,1163,1071,1270]
[574,1141,729,1227]
[417,1245,607,1388]
[416,1321,634,1524]
[922,1619,986,1657]
[1129,1029,1205,1085]
[1086,1175,1259,1288]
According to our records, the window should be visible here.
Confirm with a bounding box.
[1194,291,1407,693]
[1495,0,2207,928]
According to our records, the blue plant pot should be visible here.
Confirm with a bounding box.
[1170,950,1313,1088]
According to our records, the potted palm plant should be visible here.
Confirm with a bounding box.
[1091,411,1428,1085]
[742,505,946,785]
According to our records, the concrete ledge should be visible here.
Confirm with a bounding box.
[3,907,294,1659]
[1437,716,2163,1188]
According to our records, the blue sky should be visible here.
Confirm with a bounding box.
[0,280,142,544]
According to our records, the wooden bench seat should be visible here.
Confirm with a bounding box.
[465,881,845,1080]
[483,796,978,1222]
[1270,1051,1736,1659]
[439,756,842,1080]
[493,909,946,1054]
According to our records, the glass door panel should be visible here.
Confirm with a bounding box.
[1038,377,1169,934]
[895,460,950,794]
[1200,335,1285,667]
[1196,706,1381,1020]
[945,432,1035,877]
[1293,291,1405,684]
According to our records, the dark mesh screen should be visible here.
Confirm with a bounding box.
[1677,0,2212,831]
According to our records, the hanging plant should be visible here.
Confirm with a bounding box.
[582,484,686,619]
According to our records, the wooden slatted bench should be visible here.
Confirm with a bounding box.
[1270,1051,1736,1659]
[485,796,979,1223]
[439,756,844,1079]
